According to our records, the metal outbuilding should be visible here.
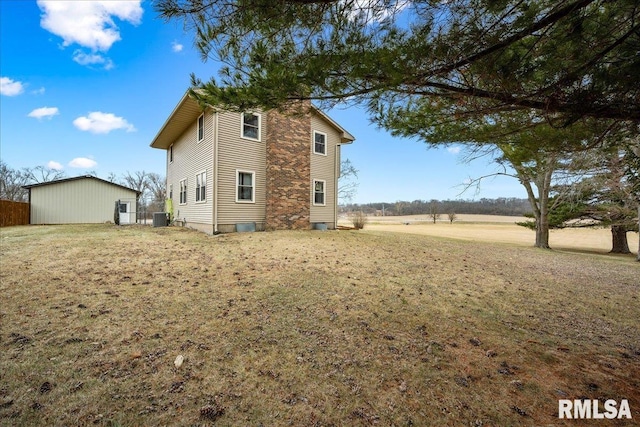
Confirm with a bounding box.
[23,176,140,225]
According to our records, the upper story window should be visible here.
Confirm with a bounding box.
[179,179,187,205]
[236,170,255,203]
[313,179,326,205]
[195,171,206,203]
[197,113,204,142]
[242,112,261,141]
[169,144,173,163]
[169,184,173,200]
[313,131,327,155]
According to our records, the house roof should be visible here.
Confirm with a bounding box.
[23,175,141,195]
[312,108,355,144]
[150,91,203,150]
[149,90,355,150]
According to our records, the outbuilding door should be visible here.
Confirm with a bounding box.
[119,202,131,224]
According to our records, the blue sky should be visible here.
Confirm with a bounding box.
[0,0,527,204]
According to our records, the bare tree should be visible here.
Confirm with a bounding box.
[106,172,119,183]
[429,200,440,224]
[147,172,167,212]
[395,200,408,216]
[447,211,457,224]
[0,161,29,201]
[122,170,149,194]
[338,159,359,204]
[24,165,65,184]
[122,171,151,222]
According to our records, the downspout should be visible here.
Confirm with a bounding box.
[214,111,219,233]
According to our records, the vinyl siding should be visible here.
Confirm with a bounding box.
[167,110,214,226]
[217,111,266,225]
[310,113,340,224]
[30,179,137,224]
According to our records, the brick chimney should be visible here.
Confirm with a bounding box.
[265,103,311,230]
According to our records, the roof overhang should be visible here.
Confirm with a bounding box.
[23,175,141,195]
[311,106,355,144]
[150,91,205,150]
[150,91,355,149]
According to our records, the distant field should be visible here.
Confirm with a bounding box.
[0,224,638,426]
[365,213,530,224]
[341,214,640,255]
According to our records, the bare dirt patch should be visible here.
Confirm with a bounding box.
[1,224,638,426]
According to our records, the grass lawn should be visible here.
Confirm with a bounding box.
[1,224,638,426]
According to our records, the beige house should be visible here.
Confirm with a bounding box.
[24,176,139,225]
[150,92,355,233]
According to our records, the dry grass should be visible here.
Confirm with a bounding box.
[349,214,640,255]
[0,224,638,426]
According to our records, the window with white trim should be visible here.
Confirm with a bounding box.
[169,184,173,200]
[241,113,261,141]
[195,171,206,202]
[197,113,204,142]
[236,170,255,203]
[169,144,173,163]
[313,131,327,155]
[313,179,326,205]
[179,179,187,205]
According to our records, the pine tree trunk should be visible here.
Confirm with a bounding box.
[535,212,551,249]
[610,225,631,254]
[533,164,553,249]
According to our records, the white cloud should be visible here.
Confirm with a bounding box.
[32,87,46,95]
[447,146,461,155]
[73,111,136,134]
[69,157,97,169]
[28,106,60,120]
[171,41,184,53]
[38,0,143,52]
[72,50,114,70]
[47,161,64,170]
[1,77,25,96]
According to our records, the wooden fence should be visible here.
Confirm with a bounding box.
[0,200,30,227]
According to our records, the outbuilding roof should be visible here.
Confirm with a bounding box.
[23,175,141,195]
[149,90,355,150]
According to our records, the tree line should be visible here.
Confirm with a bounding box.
[341,198,532,217]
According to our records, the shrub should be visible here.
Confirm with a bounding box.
[351,211,368,230]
